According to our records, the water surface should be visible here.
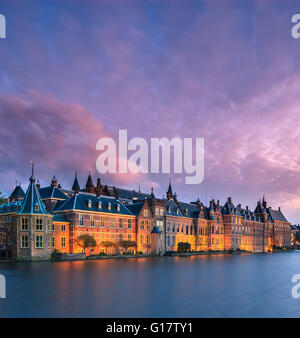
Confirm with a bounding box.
[1,252,300,317]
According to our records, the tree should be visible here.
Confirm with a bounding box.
[177,242,191,252]
[100,241,116,255]
[119,240,137,253]
[76,234,97,255]
[0,191,6,205]
[142,243,151,254]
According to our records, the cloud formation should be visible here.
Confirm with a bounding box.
[1,0,300,222]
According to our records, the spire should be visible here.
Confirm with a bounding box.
[262,194,267,208]
[30,160,35,182]
[95,178,103,197]
[51,175,57,187]
[18,165,48,214]
[72,172,80,194]
[167,177,173,200]
[9,183,25,202]
[85,172,95,193]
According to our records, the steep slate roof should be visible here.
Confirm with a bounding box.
[53,193,134,216]
[52,213,68,222]
[18,177,49,215]
[39,186,68,200]
[111,187,151,201]
[0,201,23,214]
[221,199,242,216]
[176,201,200,218]
[165,199,182,217]
[152,225,161,234]
[125,202,144,216]
[267,208,288,222]
[9,185,25,200]
[72,173,80,191]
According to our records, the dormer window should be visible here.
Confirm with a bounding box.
[185,208,188,215]
[116,204,120,212]
[34,204,39,212]
[88,199,92,209]
[98,201,102,209]
[176,208,179,215]
[108,202,111,211]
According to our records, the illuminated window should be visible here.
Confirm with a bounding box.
[100,217,105,227]
[61,236,66,248]
[144,209,148,217]
[34,204,39,212]
[79,215,84,226]
[117,204,120,212]
[21,235,28,248]
[110,218,114,227]
[88,200,92,208]
[21,218,28,231]
[108,202,111,211]
[90,216,94,226]
[36,218,43,231]
[35,235,43,248]
[61,224,66,231]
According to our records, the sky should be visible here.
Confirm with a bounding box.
[1,0,300,222]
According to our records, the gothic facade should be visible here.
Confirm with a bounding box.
[0,168,292,260]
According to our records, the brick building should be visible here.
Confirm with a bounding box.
[0,166,293,260]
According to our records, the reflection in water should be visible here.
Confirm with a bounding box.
[1,252,300,317]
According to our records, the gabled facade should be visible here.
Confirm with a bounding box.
[0,169,293,260]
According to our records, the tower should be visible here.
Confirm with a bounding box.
[15,161,53,260]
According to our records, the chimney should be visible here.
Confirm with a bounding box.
[278,206,281,211]
[228,197,232,204]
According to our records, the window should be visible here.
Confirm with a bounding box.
[88,200,92,208]
[140,220,144,230]
[155,208,159,216]
[160,208,164,216]
[35,235,43,248]
[98,201,102,209]
[117,204,120,212]
[90,216,94,226]
[147,220,150,231]
[108,202,111,211]
[48,236,52,248]
[119,218,123,228]
[110,218,114,227]
[128,219,132,229]
[128,234,131,241]
[36,218,43,231]
[34,204,39,211]
[140,234,144,244]
[61,224,66,231]
[52,223,55,231]
[100,217,105,227]
[61,236,66,248]
[52,236,55,247]
[21,235,28,248]
[21,218,28,231]
[144,209,148,217]
[79,215,84,226]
